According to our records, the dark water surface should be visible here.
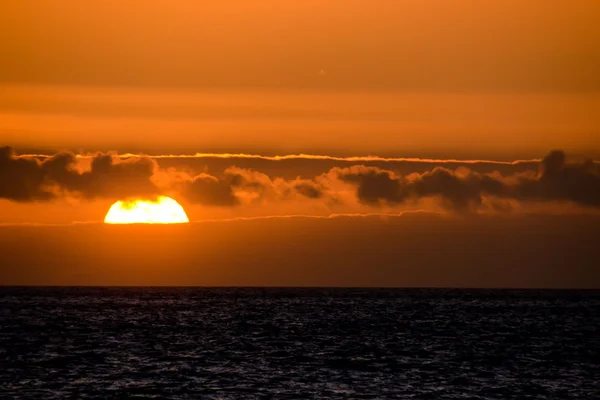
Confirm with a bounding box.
[1,288,599,399]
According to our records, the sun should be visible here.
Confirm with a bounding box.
[104,196,189,224]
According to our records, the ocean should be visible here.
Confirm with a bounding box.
[1,287,599,399]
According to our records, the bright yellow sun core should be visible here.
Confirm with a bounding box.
[104,196,189,224]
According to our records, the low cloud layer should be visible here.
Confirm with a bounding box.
[1,147,599,212]
[334,150,600,210]
[1,147,159,201]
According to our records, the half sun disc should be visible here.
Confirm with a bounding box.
[104,196,189,224]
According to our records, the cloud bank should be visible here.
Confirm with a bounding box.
[334,150,600,211]
[1,147,158,201]
[2,147,599,212]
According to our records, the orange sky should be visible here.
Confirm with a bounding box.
[2,85,599,158]
[2,1,600,287]
[1,1,600,157]
[2,1,599,91]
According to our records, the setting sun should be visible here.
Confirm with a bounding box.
[104,196,189,224]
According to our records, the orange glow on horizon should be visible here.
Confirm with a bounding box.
[104,197,189,224]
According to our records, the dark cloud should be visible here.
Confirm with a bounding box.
[0,147,158,201]
[408,168,509,211]
[181,174,238,206]
[0,147,54,201]
[2,147,600,212]
[173,152,599,209]
[51,153,158,199]
[225,167,275,201]
[0,146,331,206]
[185,167,329,205]
[174,167,289,206]
[515,150,600,207]
[334,165,500,210]
[332,151,600,210]
[336,166,404,205]
[293,181,325,199]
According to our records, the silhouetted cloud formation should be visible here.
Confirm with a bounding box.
[335,166,405,204]
[217,167,328,205]
[0,147,53,201]
[293,181,324,199]
[2,147,599,211]
[47,153,158,199]
[334,165,510,210]
[0,147,158,201]
[181,174,238,206]
[334,150,600,210]
[515,150,600,207]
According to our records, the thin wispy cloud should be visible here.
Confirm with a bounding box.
[23,152,543,166]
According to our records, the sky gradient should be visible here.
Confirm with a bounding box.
[1,1,599,287]
[2,1,599,157]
